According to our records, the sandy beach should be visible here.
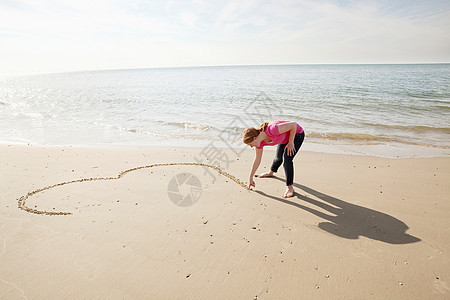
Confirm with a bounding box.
[1,144,449,299]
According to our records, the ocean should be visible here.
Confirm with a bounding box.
[1,64,449,158]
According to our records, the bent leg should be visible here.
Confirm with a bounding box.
[270,143,285,173]
[283,132,305,186]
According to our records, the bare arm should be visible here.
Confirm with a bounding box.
[248,147,263,188]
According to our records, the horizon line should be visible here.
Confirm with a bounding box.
[2,62,449,77]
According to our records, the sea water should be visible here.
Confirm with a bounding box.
[0,64,449,158]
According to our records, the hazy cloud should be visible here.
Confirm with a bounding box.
[0,0,449,74]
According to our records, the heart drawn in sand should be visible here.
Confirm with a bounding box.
[17,162,249,216]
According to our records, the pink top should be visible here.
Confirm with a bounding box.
[256,120,303,149]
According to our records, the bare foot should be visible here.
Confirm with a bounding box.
[257,171,274,178]
[284,186,294,198]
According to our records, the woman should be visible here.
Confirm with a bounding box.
[243,120,304,198]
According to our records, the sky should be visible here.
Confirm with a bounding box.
[0,0,449,74]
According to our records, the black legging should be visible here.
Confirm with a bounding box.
[270,132,305,186]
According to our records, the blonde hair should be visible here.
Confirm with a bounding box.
[242,122,268,144]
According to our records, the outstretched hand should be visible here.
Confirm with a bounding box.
[248,178,255,189]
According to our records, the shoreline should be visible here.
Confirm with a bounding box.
[1,144,449,299]
[0,141,448,159]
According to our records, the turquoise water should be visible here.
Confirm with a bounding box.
[0,64,449,157]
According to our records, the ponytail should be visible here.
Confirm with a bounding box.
[258,122,268,132]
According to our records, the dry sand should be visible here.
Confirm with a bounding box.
[1,144,449,299]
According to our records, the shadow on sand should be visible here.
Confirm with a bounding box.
[254,178,421,245]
